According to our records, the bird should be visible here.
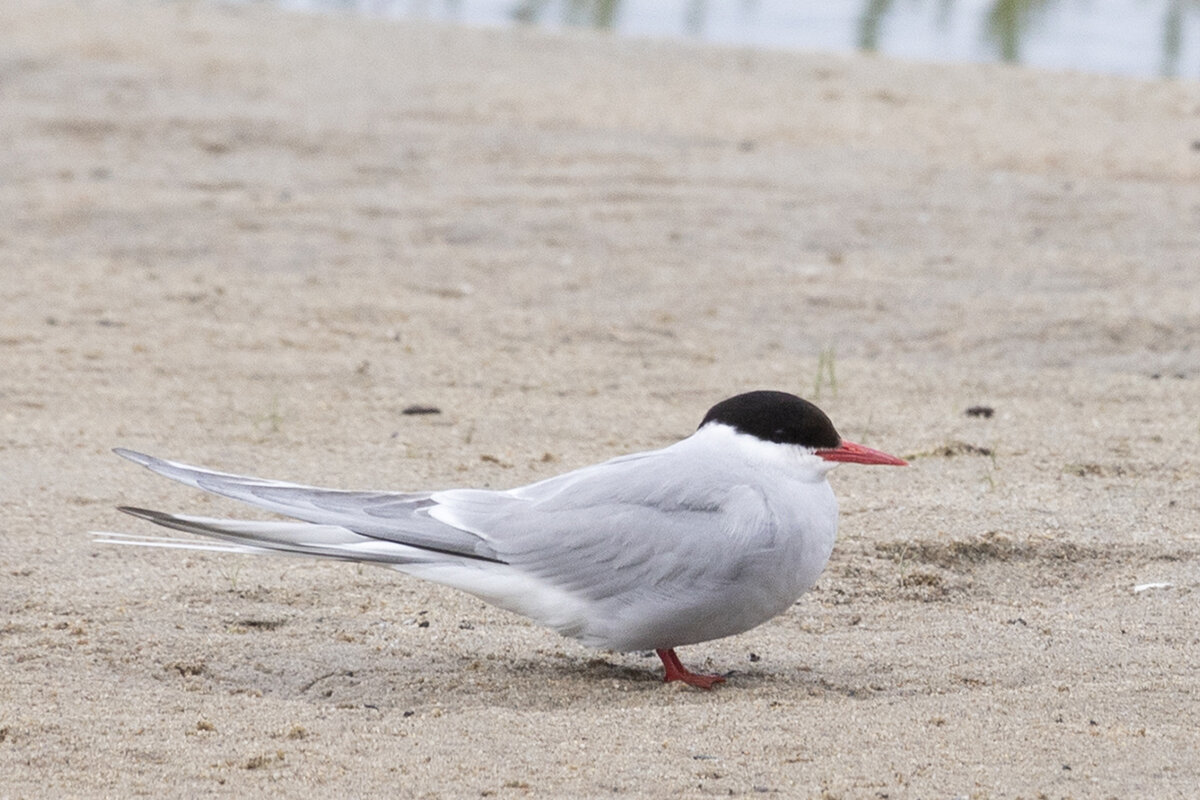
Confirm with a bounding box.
[98,390,905,689]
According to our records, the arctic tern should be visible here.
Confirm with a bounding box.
[99,390,905,688]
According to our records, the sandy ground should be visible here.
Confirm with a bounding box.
[3,1,1200,796]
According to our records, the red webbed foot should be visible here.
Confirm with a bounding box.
[656,648,726,689]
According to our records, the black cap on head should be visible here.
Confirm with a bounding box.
[699,390,841,449]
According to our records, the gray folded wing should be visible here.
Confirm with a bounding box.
[115,446,774,604]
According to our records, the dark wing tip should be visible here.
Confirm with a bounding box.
[117,505,163,522]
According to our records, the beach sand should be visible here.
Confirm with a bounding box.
[2,1,1199,796]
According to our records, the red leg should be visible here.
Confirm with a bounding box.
[655,648,725,689]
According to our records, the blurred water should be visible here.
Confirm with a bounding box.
[259,0,1200,79]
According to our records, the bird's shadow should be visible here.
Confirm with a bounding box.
[153,635,868,712]
[270,652,775,712]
